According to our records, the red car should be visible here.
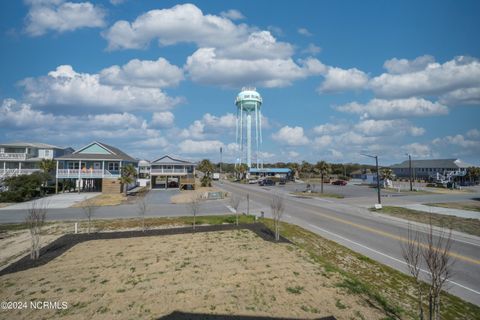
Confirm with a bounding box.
[332,180,347,186]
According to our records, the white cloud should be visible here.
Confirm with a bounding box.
[20,65,182,112]
[383,55,435,74]
[402,143,433,158]
[297,28,312,36]
[185,48,325,88]
[329,149,343,159]
[220,9,245,20]
[272,126,309,146]
[99,57,184,88]
[318,67,368,93]
[110,0,125,5]
[313,135,333,148]
[202,113,236,129]
[25,0,105,36]
[336,98,449,119]
[259,151,275,159]
[302,43,321,55]
[178,139,224,154]
[151,111,174,128]
[439,87,480,105]
[433,134,480,149]
[180,120,205,140]
[354,119,425,137]
[287,151,300,158]
[370,56,480,100]
[313,123,347,135]
[0,98,54,128]
[466,129,480,139]
[103,3,248,50]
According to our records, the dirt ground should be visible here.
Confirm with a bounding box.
[0,229,384,320]
[71,194,127,208]
[170,187,226,204]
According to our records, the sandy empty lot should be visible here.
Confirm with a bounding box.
[0,229,385,320]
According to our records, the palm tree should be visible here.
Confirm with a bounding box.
[300,161,313,180]
[118,164,137,196]
[198,159,214,187]
[39,159,56,194]
[467,167,480,184]
[315,161,331,194]
[235,163,249,181]
[381,168,394,180]
[286,162,299,180]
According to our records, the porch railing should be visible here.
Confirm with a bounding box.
[57,169,121,178]
[0,153,29,160]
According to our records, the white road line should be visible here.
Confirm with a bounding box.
[225,205,236,213]
[306,223,480,296]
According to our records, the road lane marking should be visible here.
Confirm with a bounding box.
[221,182,480,265]
[307,223,480,296]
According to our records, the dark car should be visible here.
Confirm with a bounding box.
[278,179,286,185]
[332,180,347,186]
[259,179,275,186]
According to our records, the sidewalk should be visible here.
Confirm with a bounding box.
[400,203,480,219]
[0,193,100,210]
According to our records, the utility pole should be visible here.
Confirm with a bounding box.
[247,193,250,215]
[406,153,413,191]
[219,147,223,176]
[361,154,381,206]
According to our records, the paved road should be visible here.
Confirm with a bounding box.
[215,181,480,306]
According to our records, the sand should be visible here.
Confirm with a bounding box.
[0,229,385,320]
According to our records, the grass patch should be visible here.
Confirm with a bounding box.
[371,206,480,237]
[260,218,480,320]
[426,201,480,212]
[71,194,126,208]
[292,192,344,199]
[286,286,304,294]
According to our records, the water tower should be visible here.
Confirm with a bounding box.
[235,87,263,168]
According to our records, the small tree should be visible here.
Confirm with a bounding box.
[270,194,285,241]
[118,164,137,196]
[137,196,148,232]
[81,197,96,234]
[198,159,214,187]
[315,161,331,193]
[423,219,455,320]
[229,194,241,226]
[401,224,424,320]
[25,199,48,260]
[188,194,202,231]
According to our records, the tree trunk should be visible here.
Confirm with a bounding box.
[321,174,324,194]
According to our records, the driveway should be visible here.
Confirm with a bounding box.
[144,189,179,205]
[0,192,100,210]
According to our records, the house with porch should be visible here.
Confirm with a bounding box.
[55,141,137,193]
[149,155,196,189]
[0,142,73,180]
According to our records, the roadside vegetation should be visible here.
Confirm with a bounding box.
[426,200,480,212]
[371,206,480,237]
[1,215,478,319]
[292,191,344,199]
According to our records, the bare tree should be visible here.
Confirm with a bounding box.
[229,194,241,226]
[401,224,424,320]
[25,199,48,260]
[270,194,285,241]
[400,217,455,320]
[188,194,202,231]
[81,196,96,234]
[423,218,455,320]
[137,196,148,232]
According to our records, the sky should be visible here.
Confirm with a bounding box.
[0,0,479,166]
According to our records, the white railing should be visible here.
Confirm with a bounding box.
[57,169,120,178]
[151,168,188,174]
[0,168,39,179]
[0,153,29,160]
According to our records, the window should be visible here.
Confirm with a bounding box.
[108,162,119,171]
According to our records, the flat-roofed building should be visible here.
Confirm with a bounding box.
[390,158,472,182]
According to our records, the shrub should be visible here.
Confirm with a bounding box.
[0,172,47,202]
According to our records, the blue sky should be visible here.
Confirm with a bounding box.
[0,0,479,165]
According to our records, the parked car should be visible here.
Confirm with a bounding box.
[278,179,286,185]
[332,180,347,186]
[259,179,275,186]
[248,179,259,184]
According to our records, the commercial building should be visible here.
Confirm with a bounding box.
[55,141,137,193]
[390,158,472,182]
[249,167,292,180]
[0,142,73,180]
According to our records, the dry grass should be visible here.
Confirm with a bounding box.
[170,187,225,204]
[292,192,344,199]
[0,203,14,208]
[371,206,480,237]
[0,230,385,320]
[426,201,480,212]
[71,194,126,208]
